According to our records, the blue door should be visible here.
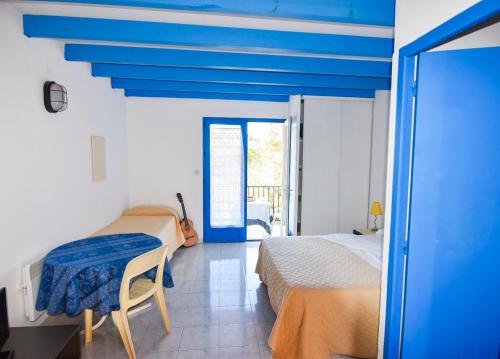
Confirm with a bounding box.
[401,47,500,358]
[203,118,248,242]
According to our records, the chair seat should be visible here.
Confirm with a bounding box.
[111,245,171,359]
[130,278,155,300]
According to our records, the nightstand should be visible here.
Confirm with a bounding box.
[353,228,376,235]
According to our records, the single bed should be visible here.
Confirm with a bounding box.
[93,205,186,260]
[255,233,382,359]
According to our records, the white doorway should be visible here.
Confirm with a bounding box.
[246,121,285,240]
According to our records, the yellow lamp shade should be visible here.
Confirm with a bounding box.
[370,201,383,216]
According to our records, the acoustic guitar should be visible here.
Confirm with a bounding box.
[176,193,199,247]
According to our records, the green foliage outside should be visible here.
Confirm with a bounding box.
[247,123,284,186]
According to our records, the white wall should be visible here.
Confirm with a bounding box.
[301,98,373,235]
[0,3,129,326]
[336,100,374,233]
[368,90,390,228]
[378,0,481,356]
[301,99,342,234]
[127,94,389,238]
[433,21,500,51]
[126,98,288,238]
[301,92,390,235]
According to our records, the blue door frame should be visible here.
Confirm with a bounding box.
[203,117,285,243]
[384,1,500,357]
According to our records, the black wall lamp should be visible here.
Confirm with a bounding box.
[43,81,68,113]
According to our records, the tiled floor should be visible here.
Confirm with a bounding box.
[45,241,276,359]
[44,241,362,359]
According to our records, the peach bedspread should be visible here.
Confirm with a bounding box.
[93,205,185,259]
[255,236,381,359]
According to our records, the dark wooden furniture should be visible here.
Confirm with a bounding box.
[0,351,14,359]
[2,325,80,359]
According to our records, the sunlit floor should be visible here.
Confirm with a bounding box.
[247,224,282,240]
[44,242,276,359]
[43,242,365,359]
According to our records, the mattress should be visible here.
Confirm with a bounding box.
[255,236,381,359]
[93,207,186,260]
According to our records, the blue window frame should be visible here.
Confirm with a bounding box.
[203,117,285,243]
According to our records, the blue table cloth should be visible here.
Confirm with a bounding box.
[36,233,174,317]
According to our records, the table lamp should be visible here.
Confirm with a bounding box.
[370,201,383,231]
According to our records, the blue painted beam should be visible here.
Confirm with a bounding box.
[93,64,391,90]
[65,44,391,78]
[112,78,375,98]
[24,15,394,58]
[29,0,396,26]
[125,89,289,102]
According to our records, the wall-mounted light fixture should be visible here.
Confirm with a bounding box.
[43,81,67,113]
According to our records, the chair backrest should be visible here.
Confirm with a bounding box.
[119,245,169,309]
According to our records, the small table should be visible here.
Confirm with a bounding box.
[2,325,80,359]
[247,200,272,234]
[36,233,174,345]
[353,228,376,235]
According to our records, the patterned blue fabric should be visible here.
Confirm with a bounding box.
[36,233,174,317]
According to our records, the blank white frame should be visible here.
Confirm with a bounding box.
[91,135,107,182]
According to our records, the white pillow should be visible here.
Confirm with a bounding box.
[323,233,383,270]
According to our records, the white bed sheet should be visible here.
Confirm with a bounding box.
[323,233,383,270]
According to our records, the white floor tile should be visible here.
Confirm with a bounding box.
[219,306,254,325]
[220,344,261,359]
[177,349,219,359]
[219,323,258,348]
[179,325,219,350]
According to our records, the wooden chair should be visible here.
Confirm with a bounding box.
[111,245,171,359]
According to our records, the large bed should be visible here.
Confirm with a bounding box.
[255,233,382,359]
[93,205,186,260]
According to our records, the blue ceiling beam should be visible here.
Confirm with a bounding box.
[29,0,396,26]
[93,64,391,90]
[125,89,290,102]
[65,44,391,78]
[112,78,375,98]
[24,15,394,58]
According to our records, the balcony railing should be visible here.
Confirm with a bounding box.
[247,185,282,222]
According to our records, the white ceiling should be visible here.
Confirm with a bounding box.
[10,1,395,37]
[10,1,394,61]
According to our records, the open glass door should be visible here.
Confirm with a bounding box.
[203,119,247,242]
[282,96,302,236]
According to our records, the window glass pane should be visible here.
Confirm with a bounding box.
[210,124,244,227]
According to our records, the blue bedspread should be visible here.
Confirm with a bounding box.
[36,233,174,317]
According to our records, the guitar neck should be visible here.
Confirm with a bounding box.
[177,193,191,230]
[180,201,188,222]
